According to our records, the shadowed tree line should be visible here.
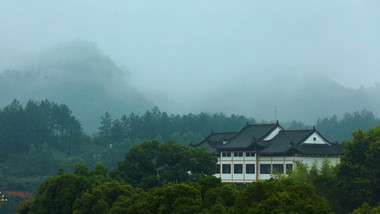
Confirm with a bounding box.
[97,106,256,146]
[17,166,331,214]
[1,99,380,213]
[15,125,380,214]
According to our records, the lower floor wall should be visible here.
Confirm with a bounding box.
[214,156,340,183]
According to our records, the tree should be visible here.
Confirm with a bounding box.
[234,179,331,214]
[32,172,90,214]
[99,112,112,143]
[142,183,202,214]
[0,99,27,153]
[109,141,160,188]
[110,140,216,189]
[157,141,217,184]
[335,126,380,213]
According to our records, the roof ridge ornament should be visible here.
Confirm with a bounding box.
[313,125,316,130]
[276,120,279,125]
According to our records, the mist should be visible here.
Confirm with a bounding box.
[1,0,380,130]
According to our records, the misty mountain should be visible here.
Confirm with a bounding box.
[191,71,380,124]
[1,40,379,133]
[0,41,152,133]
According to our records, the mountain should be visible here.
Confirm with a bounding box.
[0,40,152,133]
[191,71,380,124]
[1,40,378,132]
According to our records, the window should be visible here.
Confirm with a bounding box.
[246,152,255,157]
[272,164,284,174]
[222,152,231,157]
[260,164,271,174]
[234,152,243,157]
[222,164,231,174]
[234,164,243,174]
[286,164,293,174]
[215,164,220,174]
[246,164,255,174]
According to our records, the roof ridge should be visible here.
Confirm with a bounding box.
[247,123,277,126]
[212,131,239,134]
[279,129,313,132]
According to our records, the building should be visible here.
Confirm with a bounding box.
[192,121,343,183]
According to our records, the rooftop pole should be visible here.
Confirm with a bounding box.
[274,105,277,121]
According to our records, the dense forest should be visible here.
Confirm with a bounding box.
[12,126,380,213]
[0,99,380,213]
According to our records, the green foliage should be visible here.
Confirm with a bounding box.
[0,99,85,179]
[110,140,217,189]
[286,161,310,184]
[1,98,379,213]
[17,160,334,214]
[334,126,380,213]
[143,183,202,214]
[350,203,380,214]
[316,110,380,142]
[16,198,35,214]
[109,141,160,188]
[95,107,255,145]
[33,173,90,214]
[235,179,331,214]
[98,111,113,143]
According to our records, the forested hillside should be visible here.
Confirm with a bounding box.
[1,41,379,134]
[0,41,152,133]
[1,99,379,212]
[12,125,380,214]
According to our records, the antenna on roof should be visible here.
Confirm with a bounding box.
[274,105,277,121]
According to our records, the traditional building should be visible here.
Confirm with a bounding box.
[192,122,343,183]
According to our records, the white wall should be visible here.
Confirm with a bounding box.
[302,132,329,145]
[264,127,283,141]
[216,154,340,183]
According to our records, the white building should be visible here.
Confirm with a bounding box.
[192,122,343,183]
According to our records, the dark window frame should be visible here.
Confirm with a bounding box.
[222,164,231,174]
[272,164,284,174]
[260,164,271,174]
[234,152,243,157]
[222,152,231,157]
[246,152,255,157]
[246,164,255,174]
[234,164,243,174]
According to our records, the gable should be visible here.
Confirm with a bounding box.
[301,132,330,145]
[263,127,283,141]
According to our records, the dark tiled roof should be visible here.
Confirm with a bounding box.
[193,123,343,156]
[221,124,279,149]
[259,130,314,154]
[192,132,238,153]
[207,132,238,142]
[294,143,344,155]
[256,130,343,155]
[195,141,219,154]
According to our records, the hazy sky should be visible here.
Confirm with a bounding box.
[1,1,379,101]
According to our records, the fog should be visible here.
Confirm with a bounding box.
[1,1,379,129]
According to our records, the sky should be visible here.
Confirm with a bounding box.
[1,0,380,115]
